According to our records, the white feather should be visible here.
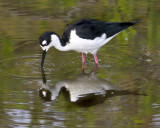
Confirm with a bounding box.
[42,40,47,45]
[68,29,116,54]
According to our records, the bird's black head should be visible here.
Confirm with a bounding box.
[39,31,56,68]
[39,31,54,47]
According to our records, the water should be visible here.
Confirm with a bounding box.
[0,0,160,127]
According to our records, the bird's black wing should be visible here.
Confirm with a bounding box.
[62,19,105,42]
[104,20,140,37]
[62,19,140,42]
[74,19,105,40]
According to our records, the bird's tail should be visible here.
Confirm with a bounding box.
[131,19,142,24]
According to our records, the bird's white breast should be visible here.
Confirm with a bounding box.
[67,29,115,54]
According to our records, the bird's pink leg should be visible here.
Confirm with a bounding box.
[94,53,99,65]
[82,53,86,72]
[82,53,85,64]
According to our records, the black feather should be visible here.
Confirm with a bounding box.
[62,19,141,42]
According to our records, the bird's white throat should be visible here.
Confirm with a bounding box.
[50,34,69,51]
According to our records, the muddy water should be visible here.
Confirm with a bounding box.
[0,0,160,128]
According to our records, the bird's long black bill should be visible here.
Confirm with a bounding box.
[41,50,46,68]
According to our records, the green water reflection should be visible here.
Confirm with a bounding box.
[0,0,160,127]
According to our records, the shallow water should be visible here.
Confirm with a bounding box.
[0,0,160,127]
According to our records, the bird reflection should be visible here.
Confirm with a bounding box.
[39,69,142,106]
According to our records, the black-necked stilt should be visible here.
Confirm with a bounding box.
[39,19,141,68]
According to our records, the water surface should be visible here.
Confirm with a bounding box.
[0,0,160,127]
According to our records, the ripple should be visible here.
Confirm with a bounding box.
[0,55,44,79]
[151,114,160,127]
[5,109,31,124]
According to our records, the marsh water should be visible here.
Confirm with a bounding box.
[0,0,160,128]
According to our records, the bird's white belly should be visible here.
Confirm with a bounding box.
[67,30,115,54]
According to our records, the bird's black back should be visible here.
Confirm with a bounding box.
[62,19,140,43]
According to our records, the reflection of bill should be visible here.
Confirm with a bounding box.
[39,69,144,106]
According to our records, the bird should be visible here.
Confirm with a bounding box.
[39,19,141,68]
